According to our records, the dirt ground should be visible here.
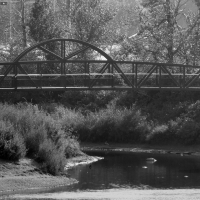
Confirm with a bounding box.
[4,189,200,200]
[0,158,76,195]
[4,188,200,200]
[0,154,101,196]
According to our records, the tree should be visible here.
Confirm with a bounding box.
[58,0,116,46]
[0,0,35,62]
[0,3,9,44]
[27,0,62,74]
[28,0,61,42]
[18,0,28,49]
[129,0,200,64]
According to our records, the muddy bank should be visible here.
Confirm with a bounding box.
[0,154,102,195]
[6,188,200,200]
[0,158,75,195]
[81,143,200,156]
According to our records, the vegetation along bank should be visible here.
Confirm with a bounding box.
[1,90,200,177]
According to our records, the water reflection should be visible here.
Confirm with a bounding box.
[64,151,200,191]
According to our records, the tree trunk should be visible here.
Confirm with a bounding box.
[21,0,27,49]
[165,0,174,64]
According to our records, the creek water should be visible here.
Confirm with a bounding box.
[51,150,200,192]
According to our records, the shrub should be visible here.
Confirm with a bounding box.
[71,102,152,143]
[37,139,66,175]
[185,100,200,121]
[0,121,26,160]
[65,136,82,158]
[146,124,169,144]
[176,118,200,144]
[0,103,81,175]
[59,91,117,111]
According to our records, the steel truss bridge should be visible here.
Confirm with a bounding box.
[0,38,200,91]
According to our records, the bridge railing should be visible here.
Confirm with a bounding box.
[0,60,200,91]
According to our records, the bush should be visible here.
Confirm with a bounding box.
[69,102,152,143]
[37,139,66,175]
[176,118,200,144]
[59,91,117,112]
[0,121,26,160]
[0,103,81,175]
[171,101,200,144]
[146,125,169,144]
[65,137,82,158]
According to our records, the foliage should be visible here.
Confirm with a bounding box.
[0,0,31,50]
[59,91,117,112]
[28,0,62,75]
[173,101,200,144]
[28,0,61,42]
[142,98,200,145]
[0,120,26,160]
[128,0,200,64]
[0,103,81,175]
[37,138,66,175]
[58,91,200,145]
[58,101,152,143]
[58,0,116,45]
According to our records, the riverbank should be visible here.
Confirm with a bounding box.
[7,188,200,200]
[0,154,102,196]
[1,142,200,198]
[81,142,200,156]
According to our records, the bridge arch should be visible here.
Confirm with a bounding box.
[0,38,134,90]
[13,38,114,62]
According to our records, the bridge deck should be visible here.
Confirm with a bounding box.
[1,60,200,91]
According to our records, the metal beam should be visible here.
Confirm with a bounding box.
[185,69,200,88]
[0,64,14,86]
[38,46,63,60]
[65,46,90,60]
[112,63,135,88]
[137,65,156,87]
[89,62,110,88]
[17,64,38,87]
[1,86,199,92]
[160,65,181,88]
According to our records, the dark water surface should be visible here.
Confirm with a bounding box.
[53,150,200,192]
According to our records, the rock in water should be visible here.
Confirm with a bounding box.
[146,158,157,162]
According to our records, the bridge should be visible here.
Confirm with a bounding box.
[0,38,200,91]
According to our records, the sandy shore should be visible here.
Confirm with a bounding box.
[4,188,200,200]
[0,154,102,196]
[0,158,75,195]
